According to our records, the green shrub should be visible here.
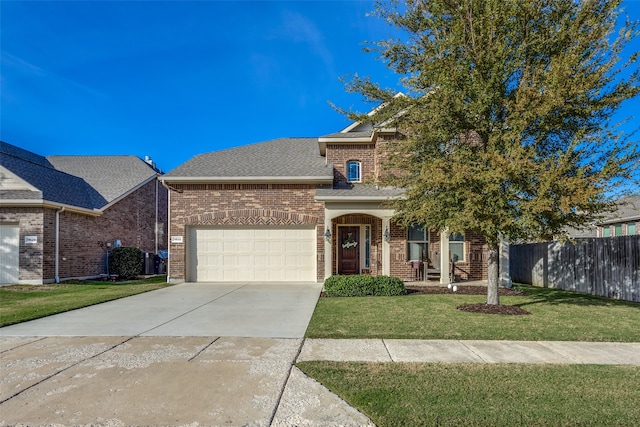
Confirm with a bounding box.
[109,247,143,279]
[324,275,406,297]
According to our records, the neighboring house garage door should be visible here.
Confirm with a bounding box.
[190,226,316,282]
[0,224,20,285]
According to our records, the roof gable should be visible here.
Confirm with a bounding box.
[1,141,157,211]
[1,146,103,209]
[600,195,640,224]
[47,156,157,204]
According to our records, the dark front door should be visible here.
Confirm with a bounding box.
[338,226,360,275]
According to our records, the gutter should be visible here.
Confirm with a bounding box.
[55,206,65,283]
[0,199,101,216]
[160,175,334,184]
[314,195,401,202]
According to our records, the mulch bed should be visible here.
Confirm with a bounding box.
[457,303,532,315]
[407,285,532,315]
[320,285,532,315]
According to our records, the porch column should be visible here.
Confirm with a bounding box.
[440,230,450,284]
[499,234,511,287]
[324,211,333,280]
[382,217,391,276]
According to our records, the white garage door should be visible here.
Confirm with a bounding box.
[190,226,316,282]
[0,224,20,285]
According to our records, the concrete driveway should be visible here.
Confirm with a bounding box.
[1,282,374,426]
[0,282,323,338]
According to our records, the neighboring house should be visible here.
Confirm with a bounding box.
[563,195,639,239]
[161,118,489,284]
[596,195,639,237]
[0,141,168,285]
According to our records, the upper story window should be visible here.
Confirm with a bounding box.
[347,161,361,183]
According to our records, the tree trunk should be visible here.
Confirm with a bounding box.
[487,242,500,305]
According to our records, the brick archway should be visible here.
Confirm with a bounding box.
[185,209,320,226]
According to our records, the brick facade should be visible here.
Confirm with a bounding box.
[0,179,167,283]
[167,183,326,281]
[326,144,376,185]
[165,135,489,283]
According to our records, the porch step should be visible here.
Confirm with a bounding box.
[425,269,441,280]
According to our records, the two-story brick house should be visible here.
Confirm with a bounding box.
[162,118,489,284]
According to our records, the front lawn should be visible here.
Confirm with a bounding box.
[297,362,640,427]
[305,285,640,341]
[0,276,173,327]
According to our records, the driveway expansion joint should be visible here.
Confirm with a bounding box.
[0,336,46,355]
[268,337,306,426]
[138,284,249,336]
[188,336,220,362]
[0,336,134,405]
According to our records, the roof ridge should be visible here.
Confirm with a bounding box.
[0,141,57,171]
[194,137,318,157]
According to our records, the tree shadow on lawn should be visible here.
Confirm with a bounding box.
[512,286,639,309]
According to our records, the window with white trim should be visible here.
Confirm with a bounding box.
[449,233,465,262]
[407,225,428,261]
[614,224,623,236]
[346,161,361,183]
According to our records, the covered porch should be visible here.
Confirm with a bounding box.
[321,202,453,284]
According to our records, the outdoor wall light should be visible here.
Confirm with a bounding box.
[384,227,391,242]
[324,228,332,241]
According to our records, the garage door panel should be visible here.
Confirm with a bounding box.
[193,226,316,282]
[268,241,283,252]
[254,241,268,252]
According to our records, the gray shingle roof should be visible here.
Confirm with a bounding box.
[164,138,333,179]
[1,141,157,210]
[47,156,157,203]
[316,184,404,200]
[600,195,640,224]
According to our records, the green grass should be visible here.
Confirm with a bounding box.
[0,276,173,327]
[306,285,640,341]
[297,361,640,427]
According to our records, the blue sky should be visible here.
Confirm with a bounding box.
[1,0,639,173]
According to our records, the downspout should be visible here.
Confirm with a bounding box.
[55,207,65,283]
[160,180,173,283]
[155,177,159,255]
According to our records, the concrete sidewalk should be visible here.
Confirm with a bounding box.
[298,339,640,365]
[2,337,639,426]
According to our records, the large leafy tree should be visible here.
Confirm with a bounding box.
[345,0,639,304]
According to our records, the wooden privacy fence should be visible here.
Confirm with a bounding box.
[510,235,640,302]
